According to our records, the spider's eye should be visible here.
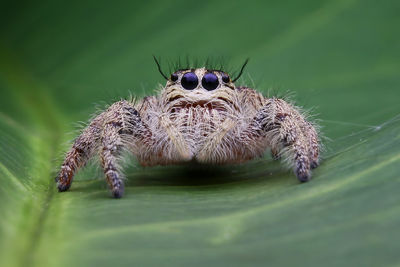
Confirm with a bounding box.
[170,73,178,82]
[222,73,230,83]
[181,72,198,90]
[202,73,219,91]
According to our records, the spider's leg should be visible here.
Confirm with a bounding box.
[255,98,320,182]
[99,101,144,198]
[56,113,103,192]
[56,100,145,197]
[304,121,320,169]
[100,122,126,198]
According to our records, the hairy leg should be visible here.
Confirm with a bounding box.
[100,101,145,198]
[255,98,320,182]
[304,121,320,169]
[56,114,103,191]
[56,100,145,197]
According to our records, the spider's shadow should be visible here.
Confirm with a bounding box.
[70,160,289,197]
[125,161,284,187]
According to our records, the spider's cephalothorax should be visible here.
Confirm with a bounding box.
[56,60,320,198]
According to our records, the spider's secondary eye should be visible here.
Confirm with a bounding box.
[222,73,230,83]
[202,73,219,91]
[170,73,178,82]
[181,72,198,90]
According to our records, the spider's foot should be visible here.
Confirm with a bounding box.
[56,166,73,192]
[295,162,311,183]
[111,184,124,199]
[57,181,71,192]
[296,172,311,183]
[56,173,72,192]
[106,171,125,198]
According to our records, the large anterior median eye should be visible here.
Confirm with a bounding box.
[202,73,219,91]
[181,72,198,90]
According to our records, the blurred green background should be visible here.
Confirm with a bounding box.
[0,0,399,266]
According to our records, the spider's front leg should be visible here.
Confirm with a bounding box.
[56,113,103,192]
[56,100,145,198]
[254,98,320,182]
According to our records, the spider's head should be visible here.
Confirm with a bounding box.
[153,57,248,111]
[161,68,237,110]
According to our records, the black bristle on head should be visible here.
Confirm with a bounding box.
[165,56,230,73]
[232,58,249,82]
[153,55,168,80]
[204,56,227,72]
[157,56,249,78]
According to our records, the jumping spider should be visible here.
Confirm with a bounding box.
[56,58,320,198]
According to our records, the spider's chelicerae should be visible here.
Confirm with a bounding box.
[56,59,320,198]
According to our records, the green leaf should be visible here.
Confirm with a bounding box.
[1,1,400,266]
